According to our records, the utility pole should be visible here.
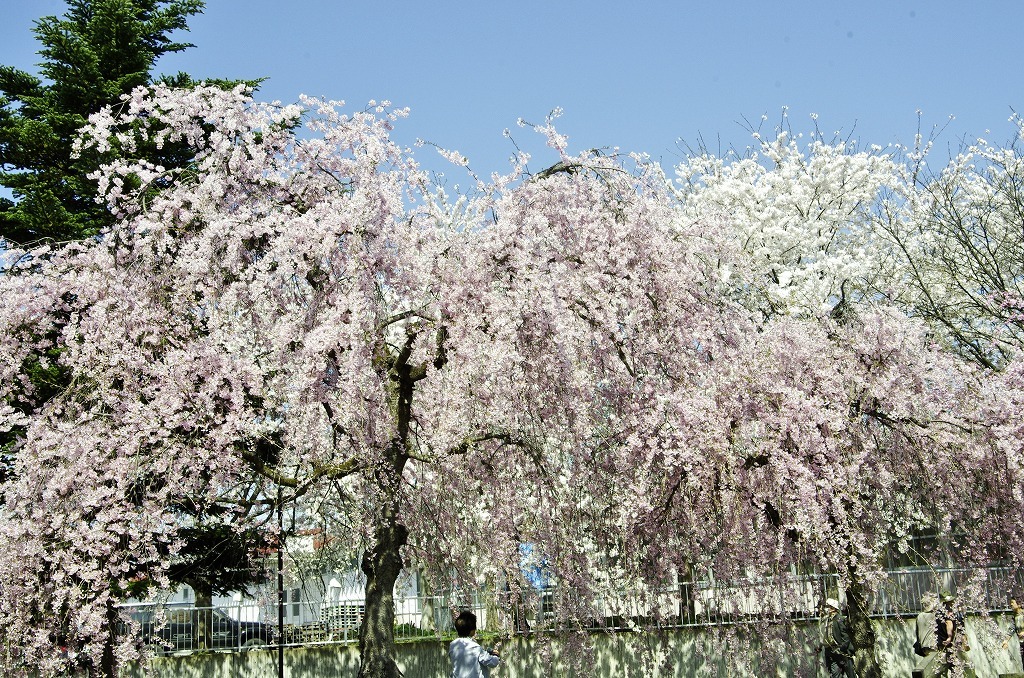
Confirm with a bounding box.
[278,484,285,678]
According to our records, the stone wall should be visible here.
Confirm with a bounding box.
[132,615,1022,677]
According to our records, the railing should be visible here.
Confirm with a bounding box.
[120,604,277,654]
[118,566,1024,654]
[872,565,1024,618]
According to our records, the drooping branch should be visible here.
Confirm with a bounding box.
[432,324,449,372]
[240,448,363,491]
[376,308,436,333]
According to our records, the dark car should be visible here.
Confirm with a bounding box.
[126,605,275,653]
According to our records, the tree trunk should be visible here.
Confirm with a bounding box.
[99,600,119,677]
[355,328,423,676]
[187,580,214,651]
[678,560,695,624]
[846,571,883,678]
[357,519,409,678]
[418,572,436,634]
[484,575,501,633]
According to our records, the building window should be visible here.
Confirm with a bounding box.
[291,588,301,617]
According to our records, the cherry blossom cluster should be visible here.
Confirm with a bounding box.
[2,87,1022,676]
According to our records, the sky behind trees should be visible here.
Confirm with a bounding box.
[2,1,1022,179]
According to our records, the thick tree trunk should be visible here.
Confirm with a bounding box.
[355,329,425,676]
[187,580,214,650]
[357,519,409,678]
[846,571,882,678]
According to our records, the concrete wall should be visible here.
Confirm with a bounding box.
[133,616,1023,677]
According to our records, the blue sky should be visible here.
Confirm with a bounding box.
[3,1,1024,180]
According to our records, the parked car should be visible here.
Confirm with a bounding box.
[125,605,275,653]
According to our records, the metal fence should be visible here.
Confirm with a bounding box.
[118,566,1024,654]
[121,603,277,654]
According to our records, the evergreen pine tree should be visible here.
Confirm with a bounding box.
[0,0,254,245]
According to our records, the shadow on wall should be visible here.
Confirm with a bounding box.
[127,615,1022,678]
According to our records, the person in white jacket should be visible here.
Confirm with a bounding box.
[449,611,501,678]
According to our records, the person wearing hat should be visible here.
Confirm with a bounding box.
[913,593,938,677]
[935,592,975,677]
[818,597,856,678]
